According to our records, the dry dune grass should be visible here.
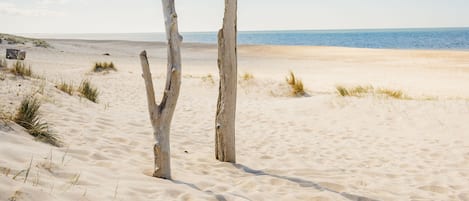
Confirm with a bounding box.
[336,85,408,99]
[14,96,61,147]
[9,61,32,77]
[56,81,74,95]
[78,79,99,103]
[201,74,215,85]
[241,72,254,81]
[92,62,116,73]
[0,59,7,68]
[286,71,306,96]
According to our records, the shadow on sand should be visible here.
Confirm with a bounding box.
[170,162,379,201]
[232,163,379,201]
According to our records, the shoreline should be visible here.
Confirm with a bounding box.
[36,38,469,52]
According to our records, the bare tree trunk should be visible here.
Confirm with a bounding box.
[216,0,237,163]
[139,0,182,179]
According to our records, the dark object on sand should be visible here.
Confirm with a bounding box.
[103,53,110,56]
[6,49,26,60]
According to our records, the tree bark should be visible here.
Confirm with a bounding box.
[216,0,237,163]
[139,0,182,179]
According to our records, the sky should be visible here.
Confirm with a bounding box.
[1,0,469,34]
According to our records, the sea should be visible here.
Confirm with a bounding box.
[23,27,469,50]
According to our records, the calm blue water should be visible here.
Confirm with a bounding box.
[24,27,469,50]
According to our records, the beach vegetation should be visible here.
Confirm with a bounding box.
[78,79,99,103]
[336,85,408,99]
[376,88,407,99]
[92,62,116,72]
[0,33,51,48]
[9,61,32,77]
[33,40,51,48]
[336,85,373,97]
[201,73,215,85]
[56,81,74,95]
[14,96,61,147]
[0,59,7,68]
[286,71,306,96]
[241,72,254,81]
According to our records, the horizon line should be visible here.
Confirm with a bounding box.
[13,26,469,35]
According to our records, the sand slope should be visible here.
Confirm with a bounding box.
[1,40,469,201]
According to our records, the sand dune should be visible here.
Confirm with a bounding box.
[1,40,469,201]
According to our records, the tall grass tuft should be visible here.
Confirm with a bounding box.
[78,79,99,103]
[92,62,116,72]
[56,81,74,95]
[10,61,32,77]
[286,71,306,96]
[14,96,61,147]
[0,58,7,68]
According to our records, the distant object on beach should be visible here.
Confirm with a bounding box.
[6,49,26,60]
[103,53,110,56]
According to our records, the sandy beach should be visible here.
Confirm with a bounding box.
[1,39,469,201]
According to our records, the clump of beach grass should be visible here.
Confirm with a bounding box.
[33,40,51,48]
[201,74,215,85]
[336,85,374,97]
[14,96,61,147]
[286,71,306,96]
[376,88,407,99]
[9,61,32,77]
[56,81,74,95]
[78,79,99,103]
[241,72,254,81]
[0,58,7,68]
[336,85,409,99]
[92,62,116,73]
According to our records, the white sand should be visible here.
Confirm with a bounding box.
[1,40,469,201]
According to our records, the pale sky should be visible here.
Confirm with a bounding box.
[1,0,469,33]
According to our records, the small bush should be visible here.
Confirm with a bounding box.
[10,61,32,77]
[14,96,61,147]
[0,59,7,68]
[78,79,99,103]
[92,62,116,72]
[286,71,306,96]
[56,81,74,95]
[33,40,51,48]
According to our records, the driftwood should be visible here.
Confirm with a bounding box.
[215,0,237,163]
[139,0,182,179]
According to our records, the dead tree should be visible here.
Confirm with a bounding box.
[215,0,237,163]
[139,0,182,179]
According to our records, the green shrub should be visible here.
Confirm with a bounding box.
[78,79,99,103]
